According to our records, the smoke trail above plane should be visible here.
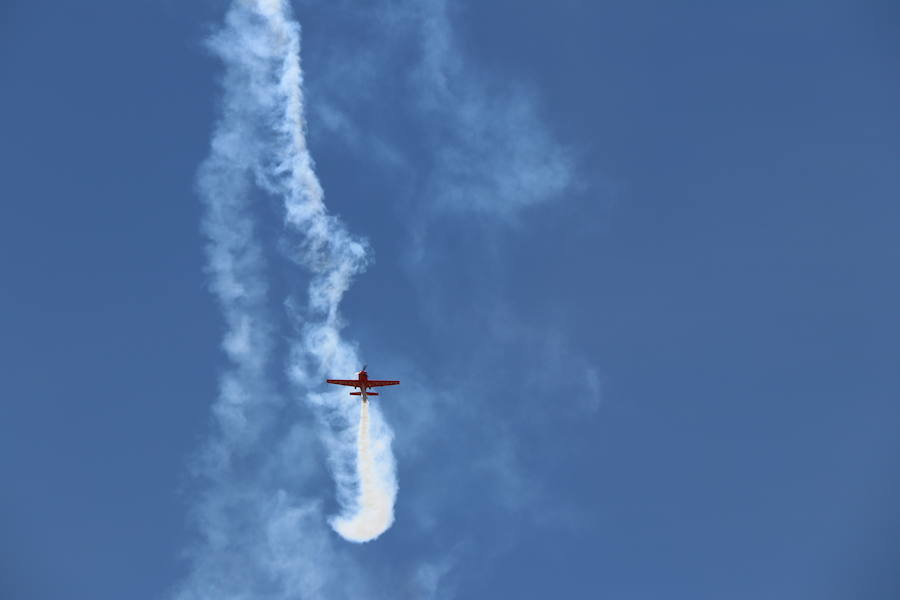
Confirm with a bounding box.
[179,0,575,596]
[256,0,398,544]
[194,0,396,552]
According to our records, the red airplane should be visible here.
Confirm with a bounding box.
[326,366,399,403]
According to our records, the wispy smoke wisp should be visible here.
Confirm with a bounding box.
[242,0,397,542]
[186,10,397,600]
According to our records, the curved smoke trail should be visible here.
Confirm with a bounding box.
[253,0,398,544]
[332,401,395,541]
[198,0,397,548]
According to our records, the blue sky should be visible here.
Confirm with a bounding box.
[1,0,899,598]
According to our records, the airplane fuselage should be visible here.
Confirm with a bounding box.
[344,370,379,403]
[358,371,370,403]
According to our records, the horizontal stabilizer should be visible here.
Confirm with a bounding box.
[350,392,361,396]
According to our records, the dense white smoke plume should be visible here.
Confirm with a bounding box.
[332,401,396,541]
[194,0,396,563]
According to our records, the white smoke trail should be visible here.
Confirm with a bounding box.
[247,0,398,543]
[191,0,396,569]
[332,401,395,541]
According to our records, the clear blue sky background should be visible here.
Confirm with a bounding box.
[2,1,899,598]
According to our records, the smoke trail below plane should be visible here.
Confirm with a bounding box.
[194,0,397,550]
[248,0,398,543]
[332,401,395,542]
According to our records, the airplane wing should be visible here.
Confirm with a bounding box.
[326,379,361,387]
[365,380,400,387]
